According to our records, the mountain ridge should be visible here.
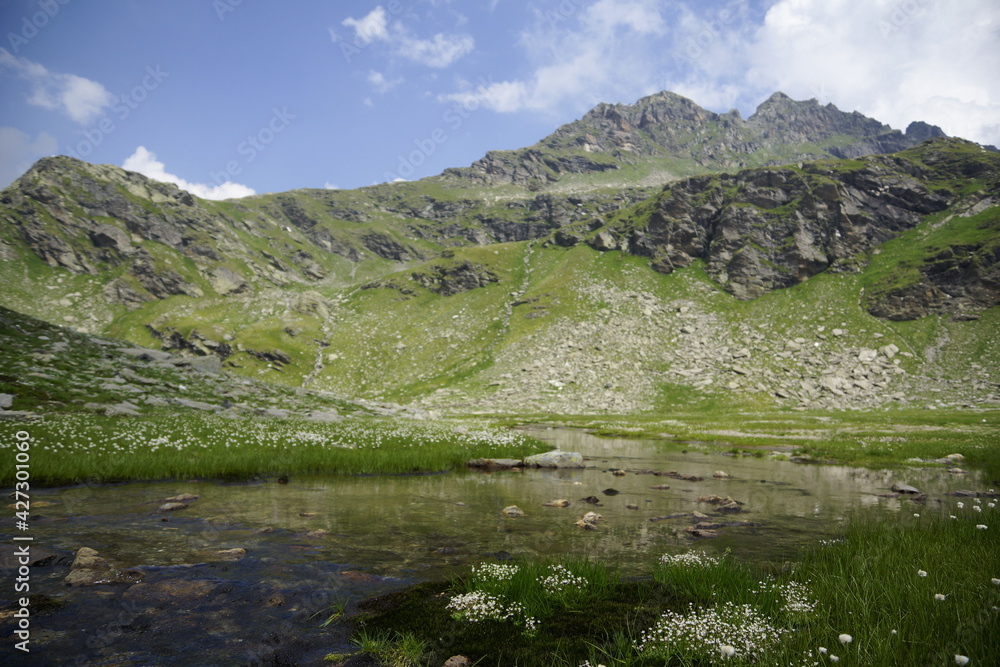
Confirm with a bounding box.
[441,90,946,188]
[1,91,997,415]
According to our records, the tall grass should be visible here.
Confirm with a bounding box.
[0,413,545,486]
[352,503,1000,666]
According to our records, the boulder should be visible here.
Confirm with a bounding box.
[891,483,921,494]
[174,355,222,374]
[501,505,524,518]
[0,394,14,410]
[306,409,341,422]
[523,450,584,468]
[120,347,174,363]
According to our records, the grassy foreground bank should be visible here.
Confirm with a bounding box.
[342,507,1000,666]
[0,413,545,486]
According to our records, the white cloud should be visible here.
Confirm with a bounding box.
[398,33,474,68]
[122,146,255,200]
[439,80,528,113]
[746,0,1000,145]
[0,48,113,125]
[337,6,474,68]
[442,0,669,114]
[0,127,57,189]
[341,7,390,44]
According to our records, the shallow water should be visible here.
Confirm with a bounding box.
[0,428,984,665]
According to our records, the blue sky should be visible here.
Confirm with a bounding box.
[1,0,998,197]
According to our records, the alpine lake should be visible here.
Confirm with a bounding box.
[0,427,988,666]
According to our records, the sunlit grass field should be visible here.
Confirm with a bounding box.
[0,413,546,486]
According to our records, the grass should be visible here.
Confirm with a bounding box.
[0,413,546,486]
[348,503,1000,666]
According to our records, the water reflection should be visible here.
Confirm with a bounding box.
[4,429,987,664]
[26,428,983,573]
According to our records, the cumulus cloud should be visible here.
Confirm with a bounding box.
[441,0,669,114]
[0,127,57,189]
[122,146,255,200]
[0,48,113,125]
[337,6,474,68]
[341,6,390,45]
[746,0,1000,145]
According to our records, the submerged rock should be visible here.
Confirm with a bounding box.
[158,502,189,512]
[64,547,144,586]
[468,458,523,469]
[542,499,570,508]
[164,493,199,503]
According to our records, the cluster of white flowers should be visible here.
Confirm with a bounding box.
[446,591,537,632]
[778,581,819,615]
[659,551,723,568]
[636,601,788,660]
[12,413,537,458]
[471,562,520,582]
[747,579,818,615]
[541,564,589,595]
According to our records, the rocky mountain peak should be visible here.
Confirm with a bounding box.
[443,90,947,187]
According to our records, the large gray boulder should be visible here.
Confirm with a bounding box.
[523,450,584,468]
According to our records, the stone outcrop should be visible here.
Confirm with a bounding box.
[444,91,945,186]
[606,139,999,319]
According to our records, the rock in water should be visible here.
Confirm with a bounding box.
[523,450,584,468]
[164,493,199,503]
[542,499,570,508]
[158,502,189,512]
[891,483,921,494]
[501,505,525,518]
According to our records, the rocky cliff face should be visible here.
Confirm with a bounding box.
[444,91,945,187]
[570,139,999,319]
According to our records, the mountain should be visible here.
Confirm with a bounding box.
[441,91,946,189]
[1,91,997,415]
